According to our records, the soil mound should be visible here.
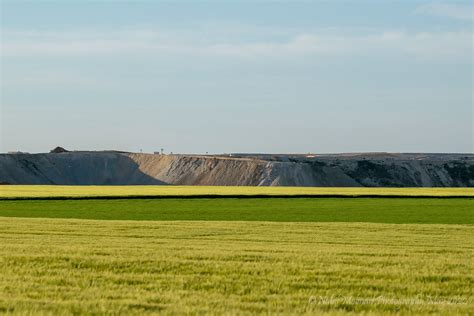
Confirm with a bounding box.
[0,152,472,187]
[50,146,69,154]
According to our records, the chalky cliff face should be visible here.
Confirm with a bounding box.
[0,152,473,187]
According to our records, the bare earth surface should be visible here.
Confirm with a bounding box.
[0,151,473,187]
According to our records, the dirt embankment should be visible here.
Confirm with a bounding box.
[0,152,472,187]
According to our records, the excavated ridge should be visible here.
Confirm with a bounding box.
[0,151,473,187]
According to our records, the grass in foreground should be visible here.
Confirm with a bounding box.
[0,198,472,224]
[0,218,471,315]
[1,185,473,199]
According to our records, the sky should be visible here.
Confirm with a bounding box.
[1,0,473,154]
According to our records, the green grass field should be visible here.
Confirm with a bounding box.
[2,185,473,199]
[0,198,472,224]
[0,186,472,314]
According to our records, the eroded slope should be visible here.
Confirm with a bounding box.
[0,152,472,187]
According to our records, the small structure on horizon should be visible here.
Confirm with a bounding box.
[8,151,29,154]
[50,146,69,154]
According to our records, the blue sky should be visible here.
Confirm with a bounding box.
[1,1,472,154]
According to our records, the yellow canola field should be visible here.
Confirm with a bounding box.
[1,185,473,199]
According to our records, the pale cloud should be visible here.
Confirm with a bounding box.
[1,29,472,61]
[416,3,473,21]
